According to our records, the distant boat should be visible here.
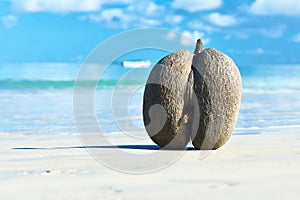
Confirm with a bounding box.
[121,60,151,69]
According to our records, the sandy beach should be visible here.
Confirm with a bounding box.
[0,132,299,200]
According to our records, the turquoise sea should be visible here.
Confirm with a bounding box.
[1,63,300,136]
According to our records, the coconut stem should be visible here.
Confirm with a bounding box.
[194,39,203,54]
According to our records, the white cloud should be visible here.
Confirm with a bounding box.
[101,9,125,23]
[81,2,184,28]
[181,30,210,46]
[292,33,300,43]
[11,0,100,12]
[9,0,183,29]
[164,31,177,41]
[126,1,165,17]
[249,0,300,16]
[145,2,164,16]
[172,0,221,12]
[208,12,237,27]
[188,21,216,32]
[165,15,184,25]
[10,0,133,13]
[163,30,210,46]
[1,15,17,28]
[139,18,161,26]
[89,13,162,28]
[84,8,133,28]
[260,25,286,38]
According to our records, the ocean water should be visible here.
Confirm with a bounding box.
[1,63,300,136]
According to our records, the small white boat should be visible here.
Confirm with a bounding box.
[122,60,151,69]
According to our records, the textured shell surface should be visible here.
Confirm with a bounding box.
[143,39,242,150]
[192,48,242,149]
[143,50,194,149]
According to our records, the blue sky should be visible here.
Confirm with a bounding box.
[0,0,300,65]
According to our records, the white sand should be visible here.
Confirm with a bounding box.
[0,132,299,200]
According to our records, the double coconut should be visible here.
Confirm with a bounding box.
[143,39,242,150]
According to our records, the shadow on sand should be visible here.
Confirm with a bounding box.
[12,145,197,151]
